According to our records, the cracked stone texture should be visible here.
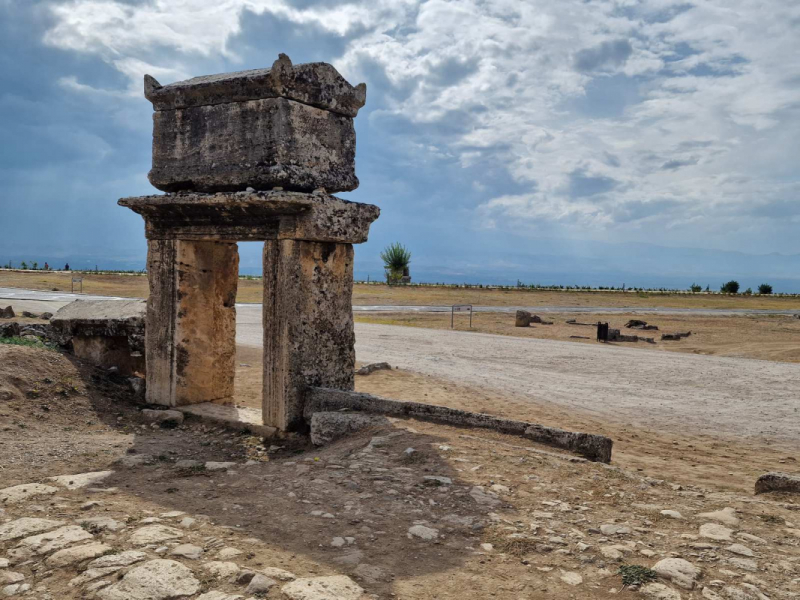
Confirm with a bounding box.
[119,191,379,245]
[309,412,391,446]
[51,300,146,376]
[148,97,357,194]
[145,240,238,407]
[263,240,356,431]
[145,54,366,117]
[97,559,200,600]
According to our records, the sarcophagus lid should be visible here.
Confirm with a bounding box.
[145,54,365,194]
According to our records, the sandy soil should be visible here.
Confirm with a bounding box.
[356,311,800,363]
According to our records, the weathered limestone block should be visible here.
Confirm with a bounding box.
[146,239,238,406]
[149,98,357,193]
[51,300,146,375]
[304,388,614,463]
[263,240,355,430]
[755,472,800,494]
[145,54,365,194]
[515,310,532,327]
[119,191,379,243]
[310,412,390,446]
[145,54,366,117]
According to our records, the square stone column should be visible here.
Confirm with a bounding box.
[146,239,239,406]
[263,239,355,431]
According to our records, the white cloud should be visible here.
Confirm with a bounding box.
[41,0,800,252]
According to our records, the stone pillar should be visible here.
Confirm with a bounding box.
[146,239,239,406]
[263,239,355,430]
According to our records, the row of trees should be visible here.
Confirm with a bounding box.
[691,281,773,295]
[3,261,53,270]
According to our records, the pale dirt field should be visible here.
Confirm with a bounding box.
[4,269,800,310]
[2,344,800,600]
[355,311,800,363]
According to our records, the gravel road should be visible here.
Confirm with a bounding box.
[350,324,800,442]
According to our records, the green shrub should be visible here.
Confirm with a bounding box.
[690,283,702,293]
[720,280,740,294]
[380,243,411,284]
[758,283,773,294]
[618,564,657,587]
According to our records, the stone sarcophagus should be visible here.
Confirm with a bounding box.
[120,54,378,432]
[145,54,365,194]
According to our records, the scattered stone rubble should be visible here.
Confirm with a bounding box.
[514,310,552,327]
[1,418,798,600]
[662,332,692,341]
[626,320,659,331]
[355,362,392,376]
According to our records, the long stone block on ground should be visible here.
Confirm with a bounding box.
[304,388,614,463]
[149,97,358,194]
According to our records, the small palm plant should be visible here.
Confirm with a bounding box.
[380,243,411,284]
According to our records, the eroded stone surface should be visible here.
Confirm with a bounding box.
[128,525,183,546]
[263,240,356,431]
[149,97,357,194]
[281,575,364,600]
[48,471,114,490]
[310,412,390,446]
[0,518,65,542]
[14,525,93,556]
[46,543,113,568]
[97,559,200,600]
[653,558,702,590]
[755,471,800,494]
[0,484,59,505]
[145,54,366,117]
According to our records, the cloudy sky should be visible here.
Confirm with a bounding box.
[1,0,799,289]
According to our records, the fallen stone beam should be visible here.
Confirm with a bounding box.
[304,387,613,463]
[755,472,800,495]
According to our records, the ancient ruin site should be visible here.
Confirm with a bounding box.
[1,5,800,600]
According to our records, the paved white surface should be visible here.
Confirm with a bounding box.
[4,287,799,441]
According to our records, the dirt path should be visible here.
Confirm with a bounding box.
[347,323,800,444]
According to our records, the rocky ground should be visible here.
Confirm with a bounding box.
[2,344,800,599]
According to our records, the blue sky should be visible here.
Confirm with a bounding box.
[1,0,799,290]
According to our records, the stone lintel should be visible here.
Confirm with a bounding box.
[145,53,366,118]
[119,191,379,244]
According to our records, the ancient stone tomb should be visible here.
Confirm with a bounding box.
[119,54,379,431]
